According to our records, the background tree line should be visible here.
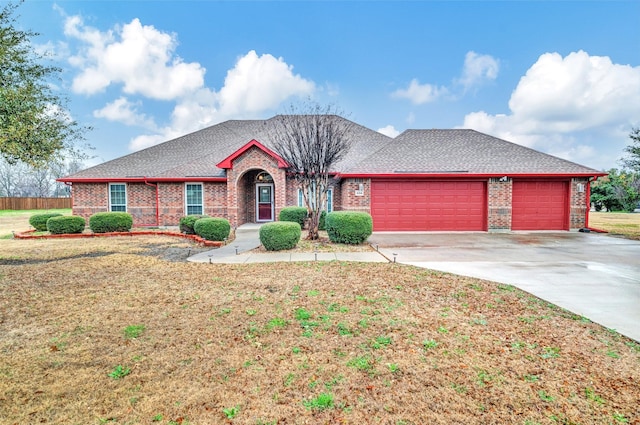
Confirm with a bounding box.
[591,128,640,212]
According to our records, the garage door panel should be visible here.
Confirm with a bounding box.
[512,181,568,230]
[371,180,486,231]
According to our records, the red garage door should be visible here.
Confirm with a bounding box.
[512,180,568,230]
[371,180,486,231]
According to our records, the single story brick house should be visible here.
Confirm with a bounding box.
[59,116,606,232]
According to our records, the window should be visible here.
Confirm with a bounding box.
[298,187,332,212]
[109,183,127,212]
[185,183,203,215]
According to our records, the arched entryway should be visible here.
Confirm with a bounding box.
[236,169,275,225]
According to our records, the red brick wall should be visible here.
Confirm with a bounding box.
[488,177,512,231]
[339,178,370,212]
[569,177,589,229]
[204,182,228,218]
[128,183,157,225]
[72,183,108,221]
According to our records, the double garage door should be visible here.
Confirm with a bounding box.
[371,179,569,231]
[371,180,487,231]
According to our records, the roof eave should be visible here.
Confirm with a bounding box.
[337,172,608,179]
[57,176,228,183]
[216,139,288,169]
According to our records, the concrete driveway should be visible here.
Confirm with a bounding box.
[369,232,640,342]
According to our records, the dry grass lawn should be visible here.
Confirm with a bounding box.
[590,212,640,240]
[0,236,638,425]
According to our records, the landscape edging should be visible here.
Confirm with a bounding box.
[13,229,223,247]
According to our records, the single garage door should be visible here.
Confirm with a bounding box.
[512,180,568,230]
[371,180,486,231]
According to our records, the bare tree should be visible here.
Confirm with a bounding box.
[270,102,353,240]
[0,157,26,196]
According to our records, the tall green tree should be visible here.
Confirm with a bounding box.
[0,1,89,168]
[620,127,640,173]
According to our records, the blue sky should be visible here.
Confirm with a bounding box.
[16,0,640,170]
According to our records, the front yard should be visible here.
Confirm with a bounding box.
[590,212,640,240]
[0,236,638,424]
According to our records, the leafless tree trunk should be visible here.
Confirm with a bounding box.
[269,102,353,240]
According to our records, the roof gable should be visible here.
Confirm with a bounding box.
[216,139,288,169]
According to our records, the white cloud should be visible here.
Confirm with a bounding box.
[377,125,400,138]
[60,12,317,151]
[127,51,315,151]
[392,79,448,105]
[462,51,640,168]
[65,15,205,100]
[217,50,315,117]
[393,51,498,104]
[457,51,499,91]
[93,97,157,129]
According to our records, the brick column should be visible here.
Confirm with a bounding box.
[569,177,589,229]
[488,177,512,232]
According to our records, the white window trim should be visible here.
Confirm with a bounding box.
[298,187,333,212]
[108,183,127,212]
[185,182,204,215]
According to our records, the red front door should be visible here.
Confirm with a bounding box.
[257,184,273,221]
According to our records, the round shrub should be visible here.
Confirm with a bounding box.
[89,212,133,233]
[179,214,209,234]
[260,221,301,251]
[193,217,231,241]
[29,213,63,231]
[279,206,308,227]
[46,215,86,234]
[325,211,373,244]
[318,210,327,231]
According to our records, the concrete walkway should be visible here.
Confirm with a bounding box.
[187,223,388,264]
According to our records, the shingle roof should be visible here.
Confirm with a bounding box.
[344,129,601,175]
[64,116,394,180]
[62,119,602,181]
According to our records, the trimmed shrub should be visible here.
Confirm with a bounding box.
[318,210,327,231]
[279,206,308,227]
[193,217,231,241]
[46,216,86,234]
[325,211,373,244]
[29,213,63,231]
[260,221,301,251]
[179,214,209,234]
[89,212,133,233]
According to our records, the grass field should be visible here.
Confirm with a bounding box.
[0,209,71,238]
[0,236,638,425]
[590,211,640,240]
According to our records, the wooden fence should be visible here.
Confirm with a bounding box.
[0,197,71,210]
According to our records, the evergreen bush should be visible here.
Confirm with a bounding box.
[46,216,86,234]
[325,211,373,244]
[29,213,63,231]
[193,217,231,241]
[259,221,301,251]
[179,214,209,234]
[89,212,133,233]
[318,210,327,231]
[279,206,308,227]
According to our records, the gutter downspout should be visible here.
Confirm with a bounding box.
[144,178,160,227]
[64,182,73,212]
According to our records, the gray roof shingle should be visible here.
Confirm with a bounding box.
[62,119,601,181]
[344,129,601,175]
